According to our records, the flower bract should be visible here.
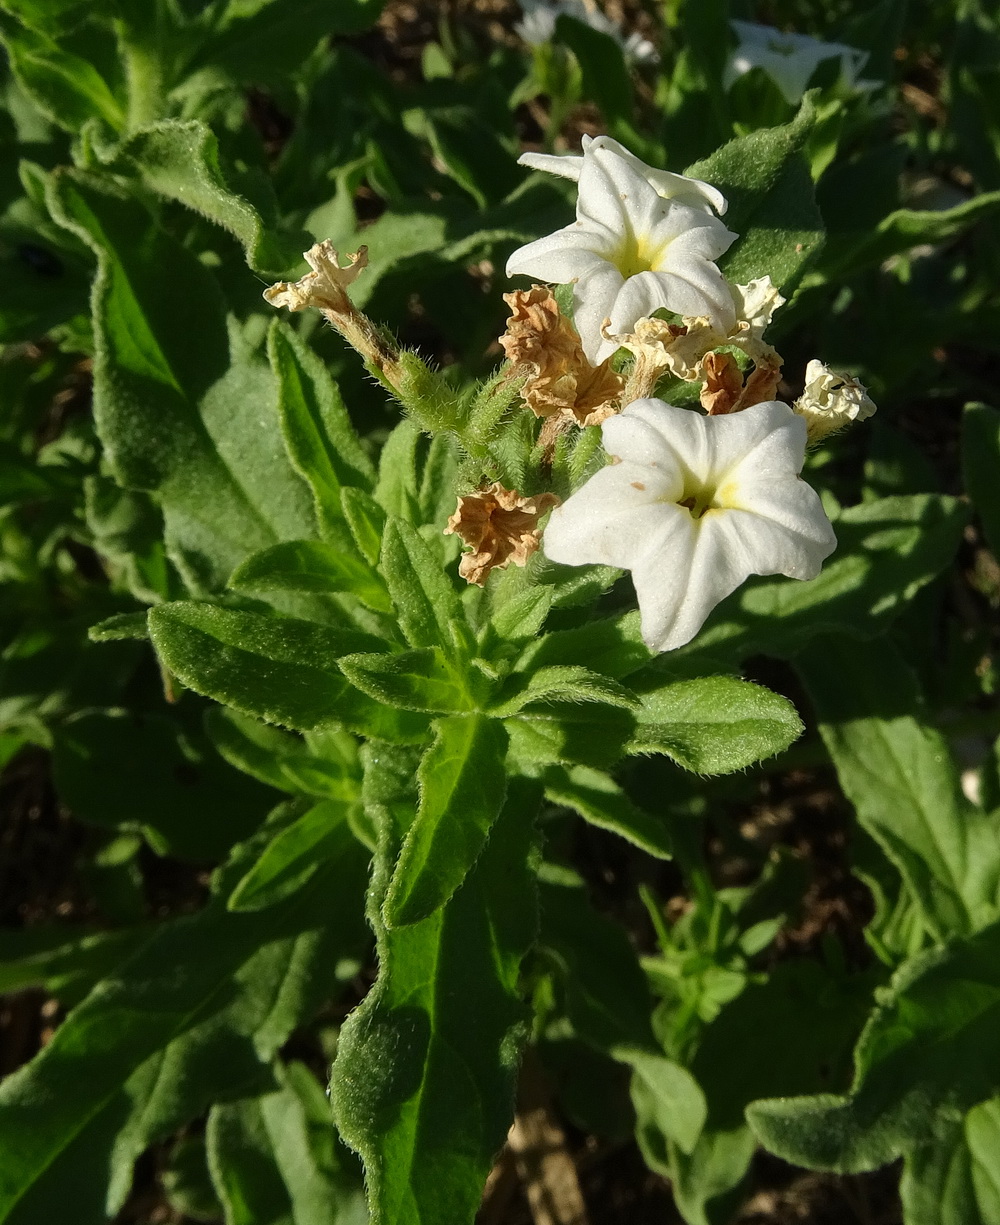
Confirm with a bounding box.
[542,399,837,651]
[506,139,737,364]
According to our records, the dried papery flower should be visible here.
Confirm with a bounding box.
[445,482,561,586]
[264,241,401,379]
[793,360,877,443]
[501,287,623,427]
[700,352,744,415]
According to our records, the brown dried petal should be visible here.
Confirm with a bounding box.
[700,352,744,415]
[501,287,623,425]
[444,482,561,586]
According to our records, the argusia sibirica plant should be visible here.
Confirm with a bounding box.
[265,135,874,654]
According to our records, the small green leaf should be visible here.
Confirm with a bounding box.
[543,764,672,859]
[518,611,652,679]
[900,1098,1000,1225]
[628,676,803,773]
[630,1053,708,1157]
[230,540,392,614]
[268,320,375,550]
[0,18,125,132]
[505,702,635,770]
[491,664,639,716]
[383,714,509,926]
[88,611,149,642]
[338,648,472,715]
[379,517,464,652]
[228,800,361,912]
[341,487,388,567]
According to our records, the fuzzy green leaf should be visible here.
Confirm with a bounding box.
[628,676,803,773]
[379,517,464,652]
[383,714,509,926]
[230,540,391,614]
[748,919,1000,1173]
[332,753,538,1225]
[490,664,639,717]
[543,764,672,859]
[337,648,472,715]
[900,1098,1000,1225]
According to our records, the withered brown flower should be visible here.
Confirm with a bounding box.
[500,287,623,427]
[445,482,560,586]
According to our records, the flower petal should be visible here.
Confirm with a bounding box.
[506,224,613,283]
[573,262,626,363]
[517,151,584,181]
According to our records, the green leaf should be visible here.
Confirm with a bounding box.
[555,15,632,128]
[796,638,1000,942]
[268,320,375,551]
[332,755,539,1225]
[231,540,392,614]
[373,419,421,521]
[747,919,1000,1174]
[383,714,509,927]
[518,611,652,679]
[46,172,317,594]
[0,925,146,1008]
[205,707,361,802]
[819,189,1000,280]
[341,487,387,567]
[87,611,149,642]
[505,701,635,770]
[0,18,125,132]
[686,97,823,290]
[228,800,362,912]
[379,517,464,653]
[900,1098,1000,1225]
[208,1061,366,1225]
[52,709,277,860]
[628,676,803,773]
[104,120,308,276]
[0,826,369,1221]
[682,496,968,666]
[148,602,384,732]
[490,664,639,717]
[543,764,672,859]
[337,648,472,715]
[630,1052,708,1158]
[962,402,1000,558]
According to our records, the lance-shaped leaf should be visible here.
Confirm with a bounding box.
[379,517,464,652]
[628,676,803,774]
[268,321,375,550]
[0,821,370,1222]
[342,487,387,567]
[208,1061,366,1225]
[797,639,1000,942]
[230,540,392,614]
[748,918,1000,1173]
[383,715,509,927]
[45,171,317,594]
[518,611,652,679]
[542,764,672,859]
[332,750,539,1225]
[490,665,640,717]
[149,603,428,744]
[686,96,822,290]
[338,649,473,715]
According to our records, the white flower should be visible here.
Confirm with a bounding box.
[542,399,836,652]
[794,360,877,442]
[518,134,727,216]
[725,20,874,106]
[507,140,738,364]
[516,0,658,64]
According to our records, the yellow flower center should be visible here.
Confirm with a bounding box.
[675,474,740,520]
[613,229,670,278]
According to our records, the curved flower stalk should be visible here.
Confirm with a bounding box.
[542,399,837,652]
[725,20,876,106]
[506,138,737,364]
[516,0,658,64]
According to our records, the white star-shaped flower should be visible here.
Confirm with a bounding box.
[515,0,658,63]
[507,139,737,364]
[542,399,837,652]
[725,20,874,106]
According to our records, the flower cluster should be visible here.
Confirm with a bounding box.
[265,136,877,655]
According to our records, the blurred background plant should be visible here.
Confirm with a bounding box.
[1,1,999,1223]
